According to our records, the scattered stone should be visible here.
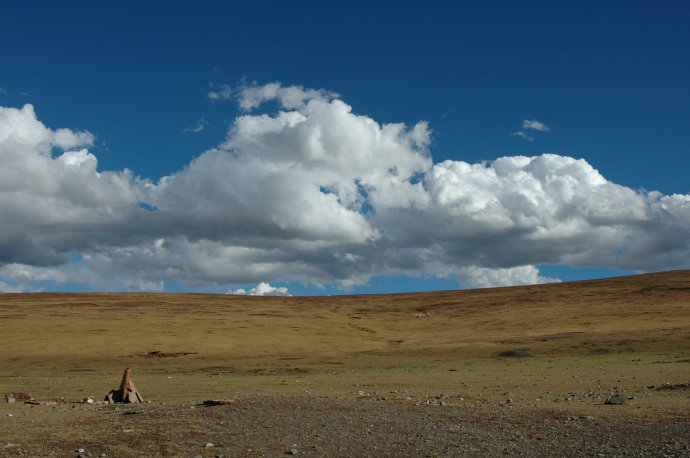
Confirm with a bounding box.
[605,395,625,405]
[204,442,214,448]
[656,382,689,390]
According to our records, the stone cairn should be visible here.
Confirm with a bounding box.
[104,368,144,404]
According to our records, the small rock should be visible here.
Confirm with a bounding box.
[204,442,214,448]
[6,392,32,402]
[204,399,234,406]
[605,395,625,405]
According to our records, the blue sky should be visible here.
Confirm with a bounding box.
[1,1,688,295]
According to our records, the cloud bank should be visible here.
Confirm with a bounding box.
[1,85,688,292]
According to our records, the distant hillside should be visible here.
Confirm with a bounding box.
[1,270,688,373]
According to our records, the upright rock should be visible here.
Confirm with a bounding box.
[104,368,144,404]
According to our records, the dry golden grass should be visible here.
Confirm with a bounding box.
[1,270,689,420]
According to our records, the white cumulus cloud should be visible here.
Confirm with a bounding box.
[228,282,291,296]
[456,265,559,289]
[0,85,688,293]
[238,81,339,110]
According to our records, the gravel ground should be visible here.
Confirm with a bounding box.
[3,395,689,457]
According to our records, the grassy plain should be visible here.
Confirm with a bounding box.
[1,270,688,421]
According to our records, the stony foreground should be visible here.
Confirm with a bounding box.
[2,395,689,457]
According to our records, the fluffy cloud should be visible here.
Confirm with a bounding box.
[0,263,68,292]
[455,265,559,289]
[238,82,338,110]
[0,86,688,292]
[0,104,138,269]
[228,282,291,296]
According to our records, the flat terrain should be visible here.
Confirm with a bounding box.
[1,270,688,456]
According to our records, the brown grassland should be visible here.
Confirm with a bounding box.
[0,270,688,456]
